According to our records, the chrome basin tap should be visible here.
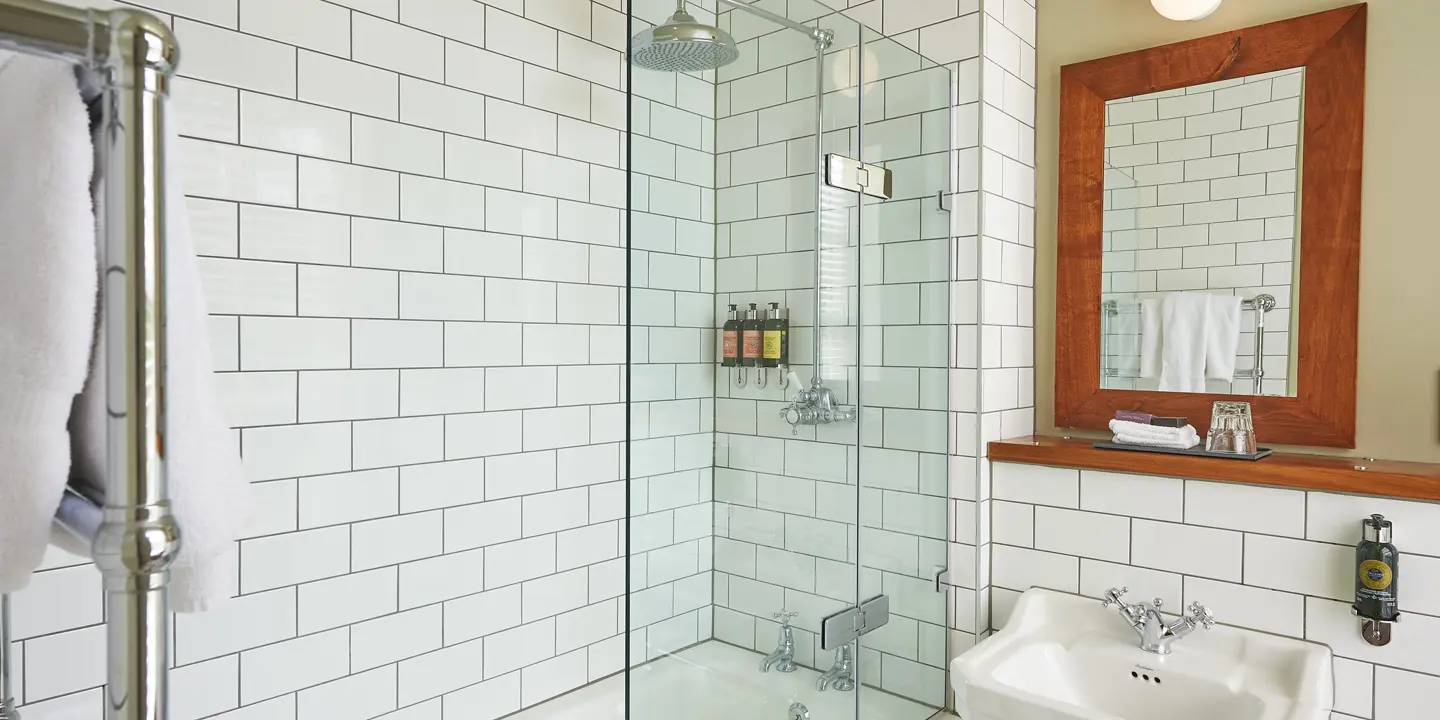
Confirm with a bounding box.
[1102,587,1215,655]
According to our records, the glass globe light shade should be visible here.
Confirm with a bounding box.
[1151,0,1223,21]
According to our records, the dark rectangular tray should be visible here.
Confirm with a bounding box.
[1092,441,1272,461]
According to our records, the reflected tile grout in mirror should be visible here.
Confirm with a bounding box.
[1098,67,1304,397]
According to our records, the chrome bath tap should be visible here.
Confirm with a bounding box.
[816,644,856,691]
[760,611,799,673]
[1102,587,1215,655]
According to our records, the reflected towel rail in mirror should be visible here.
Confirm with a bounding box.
[1101,294,1277,394]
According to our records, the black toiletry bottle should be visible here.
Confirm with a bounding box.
[1354,514,1400,621]
[762,303,785,368]
[741,303,762,367]
[721,304,741,367]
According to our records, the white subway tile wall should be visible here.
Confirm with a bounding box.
[1100,69,1302,395]
[992,462,1440,720]
[4,0,1039,715]
[959,0,1038,680]
[10,0,630,717]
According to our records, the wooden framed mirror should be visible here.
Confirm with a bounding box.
[1054,5,1366,447]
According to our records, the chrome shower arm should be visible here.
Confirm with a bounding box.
[716,0,833,45]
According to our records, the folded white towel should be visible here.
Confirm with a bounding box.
[0,52,97,592]
[1158,292,1211,392]
[1109,419,1200,450]
[1205,294,1243,382]
[0,56,248,611]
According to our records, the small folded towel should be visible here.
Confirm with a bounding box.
[1109,419,1201,450]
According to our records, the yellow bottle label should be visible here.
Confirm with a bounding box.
[763,330,782,359]
[1360,560,1393,591]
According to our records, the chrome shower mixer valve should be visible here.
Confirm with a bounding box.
[780,373,856,434]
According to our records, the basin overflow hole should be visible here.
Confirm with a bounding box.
[1130,670,1162,684]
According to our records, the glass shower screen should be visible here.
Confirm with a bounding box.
[625,2,952,718]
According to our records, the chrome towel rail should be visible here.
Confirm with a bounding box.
[0,2,180,719]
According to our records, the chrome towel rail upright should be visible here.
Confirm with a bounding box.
[1,595,13,720]
[0,1,180,719]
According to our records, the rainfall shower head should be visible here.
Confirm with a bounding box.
[630,2,740,73]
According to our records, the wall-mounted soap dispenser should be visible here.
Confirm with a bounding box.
[741,303,763,387]
[1354,513,1400,646]
[722,304,742,387]
[765,302,789,389]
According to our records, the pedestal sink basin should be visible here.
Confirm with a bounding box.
[952,588,1333,720]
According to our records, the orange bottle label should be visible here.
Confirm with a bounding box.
[742,331,762,358]
[722,331,739,358]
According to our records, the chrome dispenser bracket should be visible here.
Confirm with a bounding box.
[1360,615,1394,646]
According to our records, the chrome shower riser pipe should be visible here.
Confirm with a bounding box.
[810,37,825,381]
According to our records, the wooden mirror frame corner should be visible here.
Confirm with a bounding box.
[1054,4,1366,447]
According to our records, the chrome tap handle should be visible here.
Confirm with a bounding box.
[1187,602,1215,629]
[774,610,799,625]
[1151,598,1163,610]
[1101,587,1129,608]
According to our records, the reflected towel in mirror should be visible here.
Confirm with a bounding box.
[1137,292,1244,392]
[1205,294,1242,382]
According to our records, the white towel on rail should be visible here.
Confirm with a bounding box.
[0,52,98,593]
[0,55,249,611]
[1139,298,1163,380]
[1205,294,1243,382]
[1157,292,1211,392]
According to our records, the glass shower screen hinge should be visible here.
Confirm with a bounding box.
[825,154,893,200]
[820,594,890,650]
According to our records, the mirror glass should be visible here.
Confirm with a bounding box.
[1099,68,1304,397]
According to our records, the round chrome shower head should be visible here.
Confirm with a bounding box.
[630,6,740,73]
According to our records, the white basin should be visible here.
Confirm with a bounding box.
[952,588,1333,720]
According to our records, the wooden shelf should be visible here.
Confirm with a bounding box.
[989,436,1440,502]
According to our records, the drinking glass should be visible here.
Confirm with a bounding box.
[1206,401,1256,454]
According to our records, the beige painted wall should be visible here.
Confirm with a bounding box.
[1035,0,1440,462]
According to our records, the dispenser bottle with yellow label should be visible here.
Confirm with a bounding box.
[763,303,785,369]
[1355,513,1399,622]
